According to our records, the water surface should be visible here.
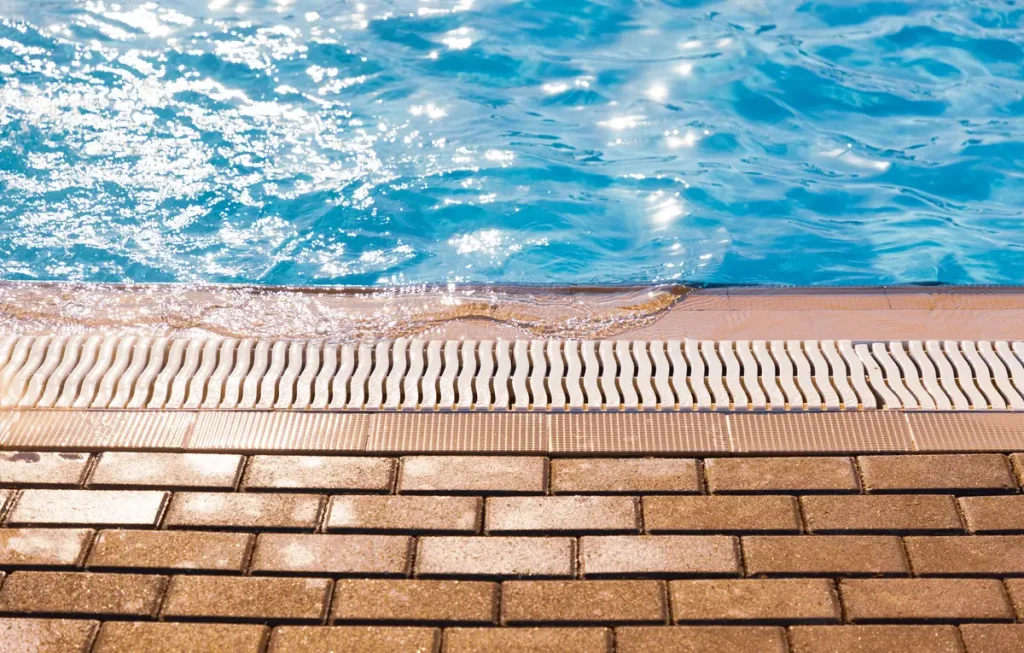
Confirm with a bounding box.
[2,0,1024,286]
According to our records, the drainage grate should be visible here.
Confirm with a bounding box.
[0,335,1022,412]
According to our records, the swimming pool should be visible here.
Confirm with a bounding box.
[1,0,1023,287]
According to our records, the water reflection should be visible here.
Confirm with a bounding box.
[0,0,1021,287]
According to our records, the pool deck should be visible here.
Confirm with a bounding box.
[3,285,1024,651]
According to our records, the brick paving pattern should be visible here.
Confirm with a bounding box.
[4,451,1024,651]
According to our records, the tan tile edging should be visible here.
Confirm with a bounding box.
[0,410,1022,455]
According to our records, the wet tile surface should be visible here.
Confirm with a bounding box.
[1,444,1024,648]
[0,452,89,487]
[89,452,242,490]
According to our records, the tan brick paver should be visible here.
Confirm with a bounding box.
[959,496,1024,533]
[616,626,788,653]
[485,496,639,533]
[801,495,964,533]
[906,536,1024,576]
[743,536,910,576]
[269,626,440,653]
[788,625,964,653]
[86,530,252,573]
[250,534,411,576]
[858,455,1016,493]
[959,624,1024,653]
[326,495,481,533]
[0,452,89,487]
[0,618,99,653]
[580,535,740,577]
[161,576,332,623]
[668,579,841,624]
[243,456,394,492]
[88,452,242,490]
[840,579,1014,623]
[501,580,666,624]
[644,495,802,533]
[444,627,611,653]
[0,571,166,618]
[551,459,700,494]
[704,457,858,494]
[93,622,269,653]
[330,579,496,624]
[416,536,574,578]
[0,529,93,568]
[164,492,322,530]
[399,456,546,494]
[8,490,166,527]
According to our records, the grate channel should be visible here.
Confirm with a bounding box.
[0,336,1023,412]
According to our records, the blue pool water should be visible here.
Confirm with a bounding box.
[2,1,1024,287]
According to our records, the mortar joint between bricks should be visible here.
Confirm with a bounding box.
[83,621,101,653]
[154,490,174,531]
[851,455,868,495]
[0,488,20,525]
[898,535,916,577]
[314,495,330,534]
[696,458,708,495]
[795,495,811,533]
[77,527,102,571]
[406,535,419,578]
[951,494,971,534]
[81,452,103,487]
[234,454,253,491]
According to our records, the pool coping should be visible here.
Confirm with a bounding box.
[1,409,1023,455]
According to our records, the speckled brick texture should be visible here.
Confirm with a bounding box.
[1,449,1024,648]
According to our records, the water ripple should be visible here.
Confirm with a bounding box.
[1,0,1023,286]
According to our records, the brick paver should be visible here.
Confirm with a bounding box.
[742,536,909,577]
[959,624,1024,653]
[0,618,99,653]
[580,535,739,577]
[268,626,440,653]
[502,580,666,624]
[643,495,802,533]
[858,455,1017,494]
[416,536,574,578]
[326,495,481,533]
[250,534,411,576]
[330,579,496,624]
[4,447,1024,646]
[0,571,166,618]
[88,452,243,490]
[550,459,700,494]
[161,576,332,623]
[704,457,858,494]
[0,528,93,568]
[801,495,964,533]
[399,456,546,494]
[906,536,1024,577]
[485,496,639,533]
[788,625,964,653]
[164,492,322,530]
[0,452,89,487]
[86,530,252,573]
[668,579,841,624]
[93,622,269,653]
[8,489,166,527]
[444,627,611,653]
[616,626,788,653]
[959,496,1024,533]
[243,456,394,492]
[840,579,1014,623]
